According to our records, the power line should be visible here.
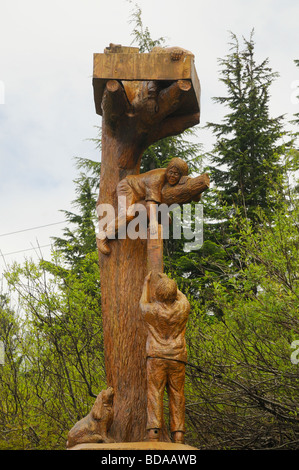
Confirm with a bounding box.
[0,221,67,238]
[1,244,53,257]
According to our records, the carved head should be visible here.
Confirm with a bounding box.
[155,275,178,304]
[166,158,188,186]
[91,387,114,420]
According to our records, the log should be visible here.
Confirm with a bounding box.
[162,173,210,205]
[97,119,148,442]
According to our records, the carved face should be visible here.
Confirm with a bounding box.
[166,166,181,186]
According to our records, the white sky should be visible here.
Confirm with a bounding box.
[0,0,298,281]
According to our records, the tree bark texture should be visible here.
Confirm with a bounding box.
[96,78,199,442]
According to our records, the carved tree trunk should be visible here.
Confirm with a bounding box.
[98,123,147,443]
[96,78,199,443]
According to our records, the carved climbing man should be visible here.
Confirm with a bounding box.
[96,157,188,255]
[139,271,190,444]
[96,157,209,255]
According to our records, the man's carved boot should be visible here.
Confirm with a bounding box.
[172,431,185,444]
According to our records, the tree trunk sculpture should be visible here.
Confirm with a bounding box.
[94,46,201,443]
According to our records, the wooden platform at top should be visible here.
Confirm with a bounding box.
[93,45,201,117]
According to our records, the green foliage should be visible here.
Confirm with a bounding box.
[1,252,105,449]
[184,190,299,449]
[292,59,299,129]
[140,130,202,174]
[128,1,166,52]
[51,157,100,269]
[1,3,299,451]
[206,31,288,222]
[192,31,295,316]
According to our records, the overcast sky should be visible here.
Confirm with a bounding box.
[0,0,298,281]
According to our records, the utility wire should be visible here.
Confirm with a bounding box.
[0,221,67,238]
[1,244,53,257]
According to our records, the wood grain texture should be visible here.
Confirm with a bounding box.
[68,441,198,450]
[97,119,148,442]
[95,47,202,443]
[93,51,200,117]
[147,225,163,301]
[93,52,195,81]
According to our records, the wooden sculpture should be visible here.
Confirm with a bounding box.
[140,272,191,444]
[97,157,209,255]
[67,43,208,448]
[66,387,115,448]
[93,44,204,444]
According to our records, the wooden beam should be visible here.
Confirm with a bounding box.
[93,51,200,117]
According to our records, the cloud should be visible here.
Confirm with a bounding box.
[0,0,298,273]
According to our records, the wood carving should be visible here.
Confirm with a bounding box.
[89,44,206,444]
[97,157,209,255]
[140,272,191,444]
[162,172,210,204]
[66,387,114,448]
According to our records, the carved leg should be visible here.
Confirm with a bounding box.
[97,184,136,255]
[146,358,167,437]
[167,360,186,436]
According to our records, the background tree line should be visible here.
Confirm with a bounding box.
[0,6,298,449]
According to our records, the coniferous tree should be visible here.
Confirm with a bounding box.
[128,1,166,53]
[293,60,299,127]
[206,31,287,224]
[51,157,100,269]
[181,31,292,313]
